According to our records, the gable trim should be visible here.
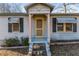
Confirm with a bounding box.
[25,3,54,13]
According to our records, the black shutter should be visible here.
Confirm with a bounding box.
[8,23,12,32]
[52,18,57,32]
[20,18,24,32]
[73,23,77,32]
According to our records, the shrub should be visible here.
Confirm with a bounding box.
[5,37,20,47]
[21,37,29,46]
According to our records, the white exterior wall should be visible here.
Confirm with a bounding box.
[0,15,79,45]
[0,16,29,45]
[1,4,79,45]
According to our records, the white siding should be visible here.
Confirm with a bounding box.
[0,16,79,45]
[0,16,29,45]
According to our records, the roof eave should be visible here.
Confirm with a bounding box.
[51,13,79,16]
[0,13,28,16]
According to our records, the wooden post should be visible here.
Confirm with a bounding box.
[47,14,50,43]
[29,14,31,43]
[64,23,66,32]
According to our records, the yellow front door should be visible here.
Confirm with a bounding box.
[35,19,44,37]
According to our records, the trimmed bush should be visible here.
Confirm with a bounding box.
[5,37,20,47]
[21,37,29,46]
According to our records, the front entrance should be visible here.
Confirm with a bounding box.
[35,18,44,37]
[28,3,52,56]
[31,15,47,42]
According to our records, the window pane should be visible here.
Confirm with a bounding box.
[57,23,63,31]
[37,19,42,28]
[37,30,42,36]
[66,23,72,31]
[13,23,19,31]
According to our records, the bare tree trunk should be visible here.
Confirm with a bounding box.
[63,3,67,13]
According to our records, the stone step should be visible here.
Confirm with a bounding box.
[32,43,47,56]
[29,42,51,56]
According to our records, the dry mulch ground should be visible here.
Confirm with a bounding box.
[0,48,29,56]
[50,44,79,56]
[1,44,79,56]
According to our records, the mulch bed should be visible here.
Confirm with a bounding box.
[0,48,29,56]
[1,43,79,56]
[50,43,79,56]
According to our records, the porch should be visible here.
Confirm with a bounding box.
[31,37,48,43]
[28,14,51,56]
[28,14,51,43]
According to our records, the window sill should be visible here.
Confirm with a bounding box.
[8,32,23,33]
[54,31,77,33]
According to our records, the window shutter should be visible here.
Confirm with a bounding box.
[73,23,77,32]
[20,18,24,32]
[8,23,12,32]
[52,18,57,32]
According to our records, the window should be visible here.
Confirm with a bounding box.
[8,17,24,32]
[13,23,19,32]
[66,23,72,32]
[52,18,77,32]
[57,23,64,31]
[8,23,20,32]
[37,19,42,28]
